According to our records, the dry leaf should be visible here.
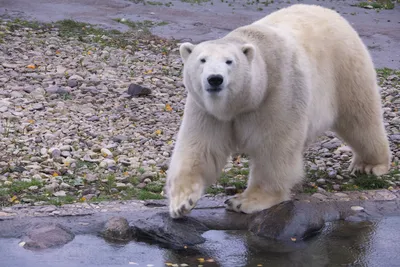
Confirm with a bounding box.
[155,129,162,135]
[165,103,172,112]
[52,172,59,177]
[9,195,18,202]
[291,237,297,242]
[27,64,36,69]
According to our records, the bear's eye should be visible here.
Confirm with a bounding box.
[226,60,233,65]
[200,58,206,63]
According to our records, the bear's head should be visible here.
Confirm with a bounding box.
[179,40,266,121]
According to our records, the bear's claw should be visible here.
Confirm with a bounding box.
[168,182,203,219]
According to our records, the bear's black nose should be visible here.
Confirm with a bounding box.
[207,74,224,87]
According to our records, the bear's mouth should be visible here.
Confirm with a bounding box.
[206,87,222,93]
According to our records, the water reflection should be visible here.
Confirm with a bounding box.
[161,217,400,267]
[1,217,399,267]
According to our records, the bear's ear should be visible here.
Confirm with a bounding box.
[241,44,255,62]
[179,42,195,63]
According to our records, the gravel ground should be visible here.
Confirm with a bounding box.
[0,18,399,207]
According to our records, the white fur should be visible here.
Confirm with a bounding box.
[166,4,392,218]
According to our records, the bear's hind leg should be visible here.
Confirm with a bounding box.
[333,82,391,176]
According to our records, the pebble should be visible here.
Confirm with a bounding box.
[351,206,364,211]
[53,191,66,197]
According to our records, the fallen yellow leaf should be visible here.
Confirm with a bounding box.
[165,104,172,112]
[144,69,153,74]
[28,119,35,124]
[9,195,18,203]
[87,51,92,55]
[52,172,59,177]
[27,64,36,69]
[80,197,86,202]
[155,129,162,135]
[167,140,173,145]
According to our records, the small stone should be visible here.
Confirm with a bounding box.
[116,182,127,188]
[31,103,44,111]
[60,145,71,151]
[316,178,326,185]
[102,217,131,242]
[28,186,39,191]
[68,74,84,81]
[60,183,71,189]
[68,79,78,88]
[53,191,66,197]
[311,193,327,200]
[85,174,98,182]
[127,83,151,97]
[112,135,128,143]
[351,206,364,211]
[100,148,113,158]
[50,148,61,158]
[334,192,348,198]
[99,159,116,168]
[327,170,337,178]
[332,184,341,191]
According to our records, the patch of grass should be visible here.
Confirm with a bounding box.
[376,67,400,78]
[6,179,43,195]
[181,0,210,3]
[206,186,224,195]
[113,18,168,33]
[137,189,164,200]
[5,18,43,31]
[341,174,391,191]
[48,195,77,206]
[147,1,163,5]
[303,187,318,194]
[54,19,130,48]
[144,182,164,193]
[356,0,395,9]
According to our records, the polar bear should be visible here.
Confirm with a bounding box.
[166,4,391,218]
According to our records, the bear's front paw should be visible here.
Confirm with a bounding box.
[224,190,288,214]
[168,182,204,219]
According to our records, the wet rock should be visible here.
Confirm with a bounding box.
[130,212,209,249]
[127,83,151,97]
[101,217,132,242]
[249,201,327,241]
[20,223,74,250]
